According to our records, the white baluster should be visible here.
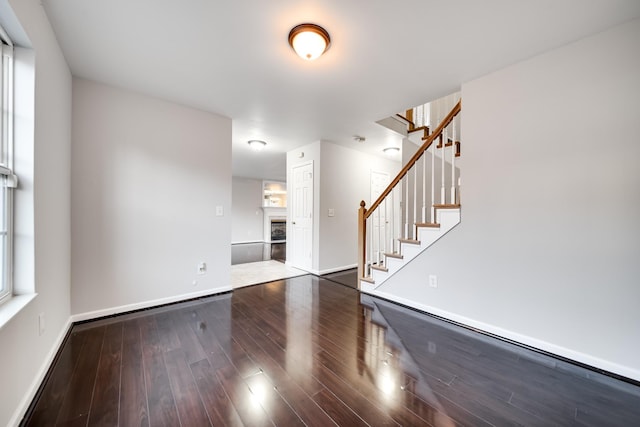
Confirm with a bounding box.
[378,205,382,265]
[412,166,417,239]
[450,116,457,204]
[422,151,426,223]
[366,216,371,276]
[404,175,409,239]
[425,103,430,130]
[383,198,387,259]
[431,142,435,222]
[441,128,446,205]
[389,188,396,253]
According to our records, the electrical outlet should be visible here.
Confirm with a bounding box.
[215,206,224,216]
[38,313,45,336]
[429,275,438,288]
[192,280,198,287]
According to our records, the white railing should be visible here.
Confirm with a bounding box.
[358,100,461,281]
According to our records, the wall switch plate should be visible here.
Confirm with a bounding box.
[38,313,45,336]
[429,275,438,288]
[198,262,207,274]
[328,208,335,217]
[216,206,224,216]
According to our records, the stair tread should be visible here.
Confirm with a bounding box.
[384,252,403,259]
[361,276,375,284]
[398,238,421,245]
[415,222,440,228]
[371,265,388,272]
[408,125,429,134]
[433,204,461,209]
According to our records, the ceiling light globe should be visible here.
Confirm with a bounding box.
[288,24,330,61]
[248,140,267,151]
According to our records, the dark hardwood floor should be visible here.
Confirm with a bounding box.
[22,275,640,426]
[323,268,358,289]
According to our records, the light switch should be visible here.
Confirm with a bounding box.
[216,206,224,216]
[328,208,335,217]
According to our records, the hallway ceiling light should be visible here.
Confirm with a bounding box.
[248,140,267,151]
[288,23,330,61]
[383,147,400,156]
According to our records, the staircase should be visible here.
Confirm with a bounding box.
[358,100,462,290]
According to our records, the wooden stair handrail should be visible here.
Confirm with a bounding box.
[364,100,461,219]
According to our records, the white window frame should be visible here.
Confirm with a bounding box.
[0,28,16,306]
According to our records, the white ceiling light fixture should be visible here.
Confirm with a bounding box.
[288,23,331,61]
[383,146,400,156]
[248,140,267,151]
[354,136,366,143]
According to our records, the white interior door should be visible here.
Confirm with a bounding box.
[290,162,313,271]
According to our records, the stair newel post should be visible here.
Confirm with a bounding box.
[358,200,367,283]
[450,115,457,203]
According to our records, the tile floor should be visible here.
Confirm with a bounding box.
[230,260,308,289]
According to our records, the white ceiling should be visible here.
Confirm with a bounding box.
[41,0,640,181]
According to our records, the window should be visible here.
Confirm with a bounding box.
[0,30,16,305]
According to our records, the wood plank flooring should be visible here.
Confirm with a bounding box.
[22,275,640,426]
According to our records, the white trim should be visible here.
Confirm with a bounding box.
[8,317,72,427]
[319,263,357,276]
[70,286,232,323]
[231,240,265,245]
[0,293,36,330]
[363,288,640,382]
[289,263,357,276]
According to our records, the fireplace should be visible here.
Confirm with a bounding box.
[262,207,287,262]
[271,219,286,241]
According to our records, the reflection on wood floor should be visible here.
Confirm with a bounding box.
[23,275,640,426]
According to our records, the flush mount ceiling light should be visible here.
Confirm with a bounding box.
[383,146,400,156]
[353,136,366,143]
[288,23,331,61]
[248,140,267,151]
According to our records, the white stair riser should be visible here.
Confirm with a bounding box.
[361,208,460,289]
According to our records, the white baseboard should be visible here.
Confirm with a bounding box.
[231,240,265,245]
[318,264,357,275]
[70,286,233,323]
[9,317,72,427]
[365,288,640,382]
[283,262,357,277]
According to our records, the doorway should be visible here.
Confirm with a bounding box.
[289,161,314,271]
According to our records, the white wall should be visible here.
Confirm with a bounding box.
[71,79,232,316]
[379,19,640,380]
[0,0,72,425]
[287,141,400,274]
[231,176,263,243]
[319,142,400,273]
